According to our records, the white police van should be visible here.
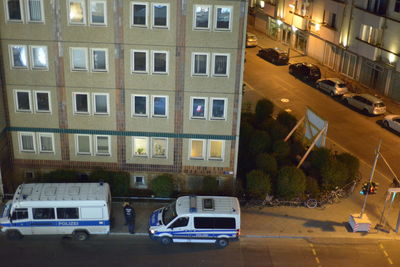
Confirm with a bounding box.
[0,182,111,240]
[148,195,241,248]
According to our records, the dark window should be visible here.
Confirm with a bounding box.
[11,208,28,220]
[194,217,236,229]
[133,4,146,25]
[395,0,400,12]
[36,92,50,112]
[194,217,214,228]
[169,217,189,228]
[214,218,236,229]
[33,208,55,220]
[57,208,79,219]
[75,94,88,113]
[7,0,22,20]
[330,13,336,28]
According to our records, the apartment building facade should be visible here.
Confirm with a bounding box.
[249,0,400,102]
[0,0,247,192]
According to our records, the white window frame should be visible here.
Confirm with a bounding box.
[132,136,149,157]
[30,45,48,70]
[341,51,357,79]
[26,0,45,23]
[91,48,108,72]
[18,132,36,153]
[34,90,51,113]
[189,139,206,160]
[214,5,233,31]
[151,3,169,29]
[89,0,107,26]
[37,132,54,153]
[212,53,230,77]
[94,135,111,156]
[193,5,211,30]
[151,50,168,74]
[133,175,146,187]
[70,47,88,71]
[151,137,168,158]
[68,0,87,25]
[151,95,168,118]
[131,49,149,73]
[210,97,227,120]
[9,44,28,69]
[73,92,90,115]
[191,52,209,76]
[208,139,225,161]
[131,2,148,27]
[93,93,109,115]
[14,89,32,113]
[75,134,92,155]
[190,97,207,120]
[5,0,24,22]
[132,94,149,117]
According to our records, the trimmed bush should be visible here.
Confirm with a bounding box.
[321,160,350,190]
[277,111,297,130]
[246,170,271,199]
[151,174,175,197]
[269,122,289,141]
[336,152,360,183]
[248,130,271,155]
[89,170,130,196]
[272,140,290,160]
[255,153,278,176]
[39,169,80,183]
[202,176,218,195]
[239,121,255,145]
[306,177,320,198]
[255,98,274,123]
[276,166,306,199]
[309,147,332,172]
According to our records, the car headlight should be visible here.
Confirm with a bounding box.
[150,229,155,234]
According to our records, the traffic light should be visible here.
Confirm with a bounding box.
[369,182,379,194]
[360,183,369,195]
[360,182,379,195]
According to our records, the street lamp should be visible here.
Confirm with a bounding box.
[287,4,296,60]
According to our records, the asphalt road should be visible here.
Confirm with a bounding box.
[0,235,396,267]
[244,47,400,181]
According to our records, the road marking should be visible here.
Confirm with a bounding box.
[312,249,317,256]
[379,243,394,265]
[308,243,322,267]
[315,257,320,264]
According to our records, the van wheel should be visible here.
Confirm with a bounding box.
[6,230,23,240]
[329,91,335,97]
[160,236,172,245]
[216,238,229,248]
[73,231,89,241]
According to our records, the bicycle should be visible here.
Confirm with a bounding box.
[261,194,280,207]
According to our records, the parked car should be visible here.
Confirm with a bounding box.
[288,63,321,82]
[246,33,258,47]
[342,93,386,115]
[257,48,289,65]
[383,115,400,134]
[316,78,349,96]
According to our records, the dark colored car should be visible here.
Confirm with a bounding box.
[257,48,289,65]
[289,62,321,82]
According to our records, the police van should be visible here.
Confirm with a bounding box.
[0,182,111,240]
[148,195,240,248]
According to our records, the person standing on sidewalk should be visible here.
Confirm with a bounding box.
[123,202,136,234]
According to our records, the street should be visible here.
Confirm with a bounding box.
[0,235,397,267]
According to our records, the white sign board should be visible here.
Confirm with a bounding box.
[305,107,328,147]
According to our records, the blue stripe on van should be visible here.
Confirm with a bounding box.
[0,220,110,228]
[154,229,237,237]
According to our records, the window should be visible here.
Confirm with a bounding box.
[71,47,88,71]
[132,50,148,73]
[11,208,28,220]
[30,46,48,69]
[152,3,169,28]
[133,137,149,156]
[91,48,108,72]
[27,0,44,22]
[214,6,232,31]
[10,45,28,68]
[169,217,189,228]
[152,96,168,117]
[193,5,211,29]
[76,134,92,155]
[359,24,382,45]
[90,0,106,25]
[33,208,55,220]
[194,217,235,229]
[209,140,224,160]
[191,97,207,119]
[15,90,31,112]
[152,51,168,74]
[341,51,357,78]
[68,0,86,25]
[133,175,146,186]
[38,133,54,153]
[57,208,79,219]
[396,0,400,12]
[132,2,148,27]
[192,53,209,76]
[73,93,90,114]
[132,95,148,116]
[93,93,109,114]
[194,217,213,229]
[19,132,35,152]
[34,91,51,113]
[6,0,23,21]
[95,135,110,155]
[190,139,205,159]
[152,138,167,158]
[212,54,229,76]
[210,98,226,120]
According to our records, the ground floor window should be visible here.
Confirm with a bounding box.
[340,51,357,78]
[323,43,340,70]
[359,59,387,94]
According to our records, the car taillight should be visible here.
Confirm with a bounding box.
[236,229,240,237]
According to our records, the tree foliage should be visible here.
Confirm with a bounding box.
[246,170,271,199]
[255,98,274,123]
[151,174,175,197]
[276,166,306,199]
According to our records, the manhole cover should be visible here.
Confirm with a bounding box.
[285,109,292,113]
[280,98,290,103]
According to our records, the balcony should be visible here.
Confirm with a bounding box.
[352,38,381,61]
[263,2,277,17]
[292,13,308,31]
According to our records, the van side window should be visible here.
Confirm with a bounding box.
[194,217,214,228]
[169,217,189,228]
[194,217,235,229]
[33,208,55,220]
[11,208,28,220]
[214,217,235,229]
[57,208,79,219]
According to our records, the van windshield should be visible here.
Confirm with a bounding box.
[374,102,385,107]
[162,201,177,226]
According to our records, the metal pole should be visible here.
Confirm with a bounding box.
[296,125,327,168]
[379,152,399,184]
[360,140,382,218]
[396,208,400,233]
[284,116,305,142]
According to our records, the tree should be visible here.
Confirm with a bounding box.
[306,176,320,198]
[269,122,289,141]
[336,152,360,183]
[255,153,278,177]
[89,170,130,196]
[277,111,297,130]
[246,170,271,199]
[321,160,349,190]
[272,140,290,160]
[202,176,218,195]
[255,98,274,123]
[276,166,306,199]
[151,174,175,197]
[248,130,271,155]
[309,147,332,172]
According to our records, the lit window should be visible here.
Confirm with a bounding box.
[210,98,226,120]
[193,5,211,29]
[132,50,148,73]
[73,92,90,114]
[133,137,149,157]
[152,3,169,28]
[34,91,51,113]
[69,0,86,25]
[152,96,168,117]
[38,133,54,153]
[95,135,110,155]
[71,47,88,71]
[10,45,28,68]
[90,0,106,25]
[132,2,148,27]
[214,6,232,31]
[152,51,168,74]
[19,132,35,152]
[212,54,229,76]
[152,138,167,158]
[192,53,209,76]
[30,46,48,69]
[132,95,148,116]
[6,0,23,22]
[91,48,108,72]
[190,139,205,159]
[15,90,31,112]
[191,97,207,119]
[76,134,91,155]
[93,93,109,114]
[27,0,44,22]
[209,140,224,160]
